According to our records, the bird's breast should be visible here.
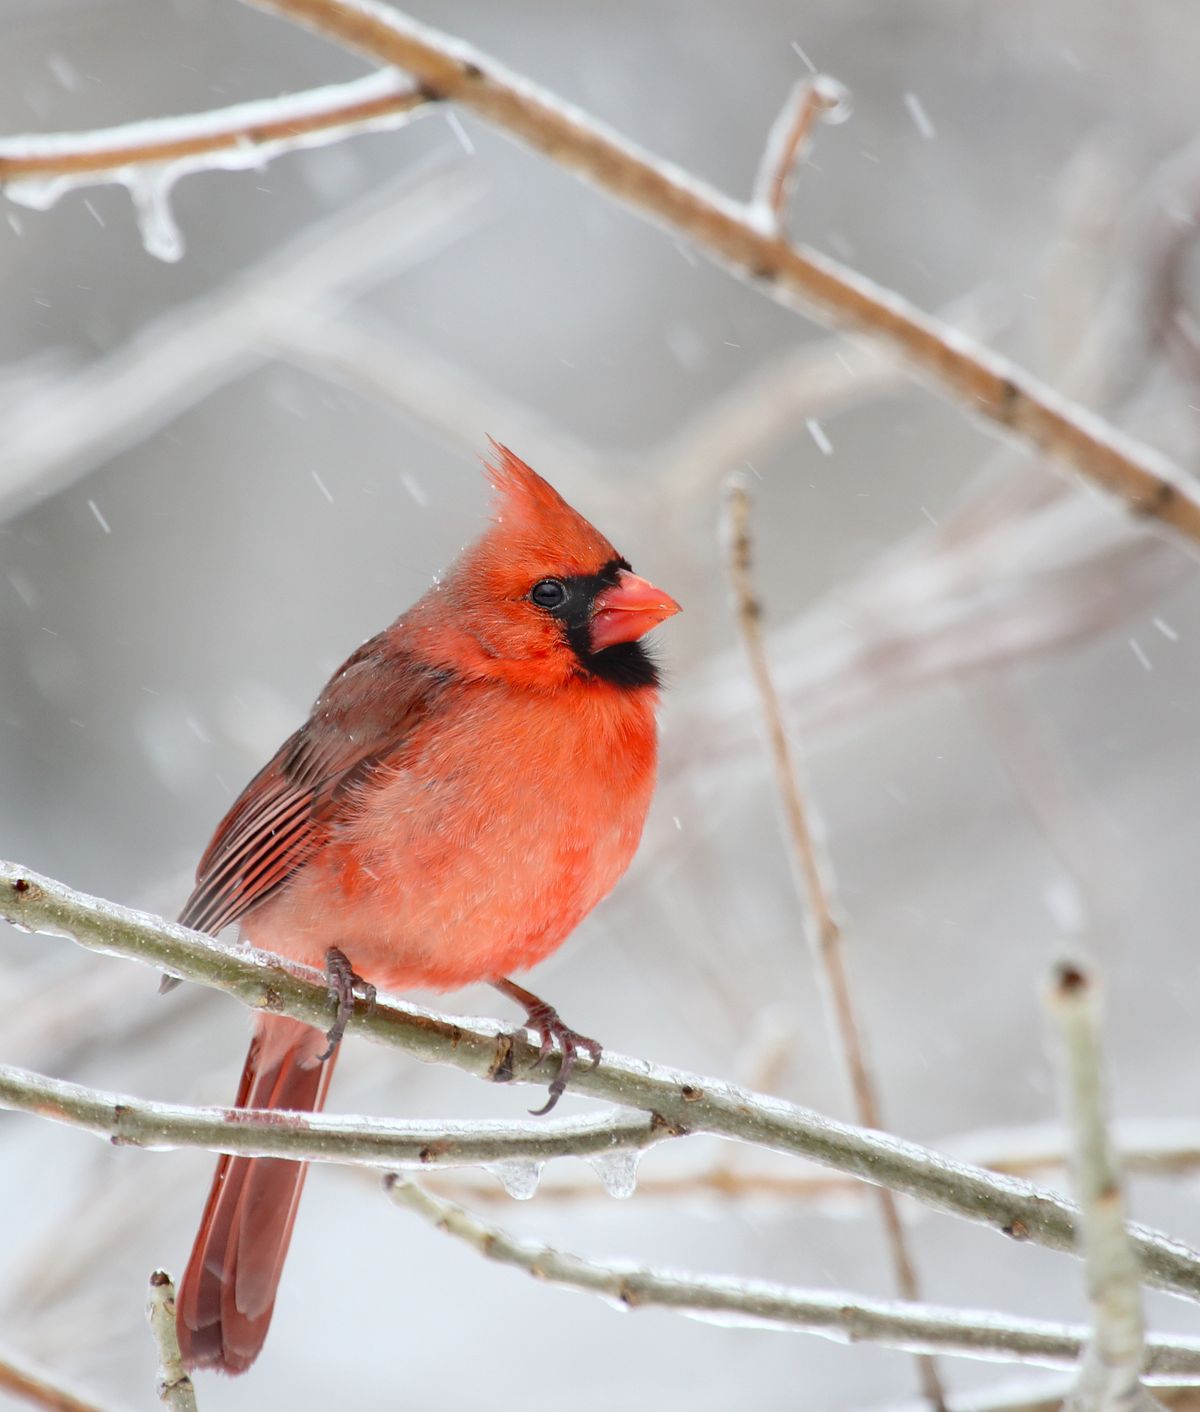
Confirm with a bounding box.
[247,680,659,991]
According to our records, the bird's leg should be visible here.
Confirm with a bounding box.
[317,947,377,1063]
[493,977,602,1116]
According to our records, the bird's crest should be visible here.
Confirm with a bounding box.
[481,440,616,574]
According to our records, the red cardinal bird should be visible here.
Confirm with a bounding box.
[172,445,679,1373]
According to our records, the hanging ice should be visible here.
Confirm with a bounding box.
[586,1148,641,1199]
[485,1159,544,1201]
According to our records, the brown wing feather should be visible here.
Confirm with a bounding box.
[179,634,447,937]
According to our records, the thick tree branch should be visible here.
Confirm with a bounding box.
[386,1177,1200,1381]
[7,863,1200,1308]
[241,0,1200,546]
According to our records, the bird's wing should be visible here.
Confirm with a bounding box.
[179,634,447,937]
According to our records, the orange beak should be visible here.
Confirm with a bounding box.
[590,571,681,652]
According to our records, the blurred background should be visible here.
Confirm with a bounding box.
[3,1,1200,1408]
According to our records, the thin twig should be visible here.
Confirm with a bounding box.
[0,1061,670,1171]
[385,1177,1200,1381]
[0,71,431,180]
[241,0,1200,546]
[0,1352,118,1412]
[724,476,946,1409]
[146,1273,197,1412]
[7,865,1200,1305]
[751,74,850,234]
[1049,961,1160,1412]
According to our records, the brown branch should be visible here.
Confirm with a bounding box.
[724,477,946,1411]
[0,71,431,180]
[146,1274,198,1412]
[752,74,851,234]
[0,1351,118,1412]
[240,0,1200,546]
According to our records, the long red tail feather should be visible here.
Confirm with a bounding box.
[176,1015,335,1374]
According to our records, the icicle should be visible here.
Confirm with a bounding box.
[122,168,183,263]
[586,1148,641,1199]
[485,1159,544,1201]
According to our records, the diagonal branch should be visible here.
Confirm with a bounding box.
[385,1177,1200,1381]
[0,1350,119,1412]
[7,863,1200,1307]
[243,0,1200,546]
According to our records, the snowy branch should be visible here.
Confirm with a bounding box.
[385,1177,1200,1381]
[236,0,1200,547]
[1050,962,1158,1412]
[0,71,431,182]
[146,1273,197,1412]
[0,1061,670,1173]
[7,862,1200,1307]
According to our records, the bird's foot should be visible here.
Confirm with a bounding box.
[494,978,602,1115]
[317,947,376,1062]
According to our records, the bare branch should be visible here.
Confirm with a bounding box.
[0,71,431,182]
[146,1273,197,1412]
[0,1350,118,1412]
[0,1061,670,1171]
[241,0,1200,546]
[385,1177,1200,1380]
[751,74,851,234]
[7,864,1200,1306]
[724,476,945,1409]
[1050,961,1158,1412]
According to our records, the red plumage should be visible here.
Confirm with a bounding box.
[175,446,679,1373]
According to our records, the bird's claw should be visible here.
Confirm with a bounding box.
[317,947,376,1063]
[517,997,602,1116]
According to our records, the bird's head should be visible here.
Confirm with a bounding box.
[432,442,679,689]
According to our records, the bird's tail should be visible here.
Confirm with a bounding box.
[176,1014,336,1374]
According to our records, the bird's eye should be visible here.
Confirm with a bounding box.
[530,578,568,610]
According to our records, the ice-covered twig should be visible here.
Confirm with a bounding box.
[1049,961,1160,1412]
[0,72,435,262]
[724,477,945,1410]
[8,863,1200,1304]
[245,0,1200,547]
[0,72,430,183]
[751,74,850,234]
[0,1349,118,1412]
[146,1273,198,1412]
[385,1177,1200,1380]
[0,1061,670,1171]
[0,160,481,523]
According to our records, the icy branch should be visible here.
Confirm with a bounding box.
[0,1062,670,1172]
[751,73,851,234]
[1049,961,1160,1412]
[386,1177,1200,1380]
[0,72,435,261]
[241,0,1200,547]
[146,1273,198,1412]
[7,862,1200,1307]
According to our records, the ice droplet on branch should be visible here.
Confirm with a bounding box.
[586,1148,641,1199]
[486,1159,544,1200]
[124,169,183,263]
